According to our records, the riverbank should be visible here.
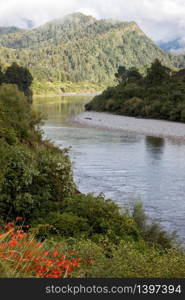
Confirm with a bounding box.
[72,111,185,140]
[33,92,101,99]
[32,80,109,96]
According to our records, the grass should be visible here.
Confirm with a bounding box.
[1,219,185,278]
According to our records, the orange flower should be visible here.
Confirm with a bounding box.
[52,250,59,257]
[8,239,17,248]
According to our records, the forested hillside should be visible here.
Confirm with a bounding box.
[0,13,180,86]
[0,26,22,36]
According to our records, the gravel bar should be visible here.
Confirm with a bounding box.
[71,111,185,140]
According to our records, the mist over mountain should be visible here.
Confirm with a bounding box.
[158,38,185,54]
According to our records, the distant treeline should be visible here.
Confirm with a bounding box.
[86,59,185,122]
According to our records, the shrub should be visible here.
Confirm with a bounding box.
[0,144,75,221]
[0,85,41,143]
[31,194,141,243]
[0,85,75,221]
[133,202,174,249]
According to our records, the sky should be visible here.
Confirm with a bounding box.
[0,0,185,43]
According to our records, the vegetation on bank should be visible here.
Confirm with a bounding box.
[1,219,185,278]
[0,64,106,96]
[32,80,107,96]
[86,60,185,122]
[0,63,33,103]
[1,67,185,277]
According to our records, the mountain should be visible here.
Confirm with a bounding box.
[159,39,180,51]
[19,18,35,29]
[0,13,181,84]
[0,26,23,36]
[158,38,185,52]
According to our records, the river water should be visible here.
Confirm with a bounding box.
[34,95,185,244]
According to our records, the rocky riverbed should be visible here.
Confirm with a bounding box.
[72,111,185,140]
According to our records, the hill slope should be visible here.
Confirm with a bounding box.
[0,13,181,85]
[0,26,22,36]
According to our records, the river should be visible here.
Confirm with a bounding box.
[33,95,185,244]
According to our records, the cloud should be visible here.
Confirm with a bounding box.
[0,0,185,41]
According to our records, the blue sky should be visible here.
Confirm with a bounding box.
[0,0,185,43]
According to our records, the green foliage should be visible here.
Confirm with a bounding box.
[115,66,143,85]
[0,143,75,221]
[0,85,75,221]
[0,66,4,84]
[32,80,107,95]
[34,194,140,244]
[133,202,173,249]
[84,241,185,278]
[87,60,185,123]
[145,59,171,85]
[42,237,185,278]
[0,85,39,143]
[1,62,33,103]
[0,13,178,86]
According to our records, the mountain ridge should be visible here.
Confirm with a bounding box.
[0,13,144,49]
[0,13,183,86]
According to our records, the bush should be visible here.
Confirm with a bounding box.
[41,212,89,236]
[0,144,75,221]
[0,85,75,222]
[133,202,174,249]
[0,85,41,143]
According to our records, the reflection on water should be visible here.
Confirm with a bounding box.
[34,96,185,243]
[34,95,89,126]
[145,136,165,161]
[145,136,165,150]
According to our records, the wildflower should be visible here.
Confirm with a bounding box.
[16,217,23,221]
[0,220,85,278]
[52,250,59,257]
[43,251,49,257]
[8,239,18,248]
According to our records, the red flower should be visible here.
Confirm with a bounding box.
[8,239,17,248]
[16,217,23,221]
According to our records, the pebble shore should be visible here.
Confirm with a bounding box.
[72,111,185,140]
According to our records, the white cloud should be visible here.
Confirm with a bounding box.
[0,0,185,41]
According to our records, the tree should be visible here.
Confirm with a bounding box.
[4,62,33,103]
[115,66,128,85]
[146,59,171,85]
[0,66,4,84]
[115,66,143,86]
[127,67,143,82]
